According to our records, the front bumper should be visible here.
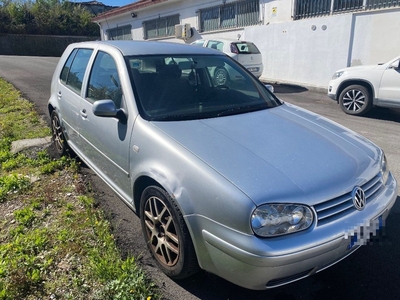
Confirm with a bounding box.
[327,80,339,101]
[327,91,337,101]
[187,172,397,290]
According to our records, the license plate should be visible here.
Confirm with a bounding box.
[346,215,383,250]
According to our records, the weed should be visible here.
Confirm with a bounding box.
[14,207,36,227]
[0,174,30,202]
[0,78,159,299]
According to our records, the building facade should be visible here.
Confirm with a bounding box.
[92,0,400,89]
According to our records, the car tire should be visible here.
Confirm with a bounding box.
[50,111,68,157]
[339,85,372,116]
[140,186,199,279]
[214,67,229,86]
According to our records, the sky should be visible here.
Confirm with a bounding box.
[74,1,137,7]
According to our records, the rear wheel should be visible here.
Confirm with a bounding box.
[50,111,68,156]
[339,85,372,116]
[140,186,199,279]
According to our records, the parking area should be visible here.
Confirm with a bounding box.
[0,55,399,300]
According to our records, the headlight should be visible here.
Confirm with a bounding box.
[380,153,389,185]
[251,204,313,237]
[332,71,344,79]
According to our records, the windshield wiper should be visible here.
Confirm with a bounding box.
[216,104,268,117]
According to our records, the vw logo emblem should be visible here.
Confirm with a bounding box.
[352,187,366,211]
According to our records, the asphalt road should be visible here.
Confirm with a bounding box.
[0,55,399,300]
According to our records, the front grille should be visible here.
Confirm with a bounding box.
[314,174,384,226]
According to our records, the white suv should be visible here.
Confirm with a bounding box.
[328,55,400,115]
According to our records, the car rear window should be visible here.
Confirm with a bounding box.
[233,42,260,54]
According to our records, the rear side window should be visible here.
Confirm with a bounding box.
[60,48,93,93]
[192,40,205,47]
[206,40,224,51]
[233,42,260,54]
[60,49,77,83]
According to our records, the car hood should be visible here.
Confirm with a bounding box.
[337,64,379,73]
[152,104,381,206]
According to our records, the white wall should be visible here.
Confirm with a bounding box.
[96,1,400,89]
[245,14,353,88]
[351,9,400,66]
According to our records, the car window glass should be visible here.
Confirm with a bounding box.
[60,49,78,84]
[234,42,260,54]
[192,40,205,47]
[126,54,279,121]
[207,41,223,51]
[64,48,93,93]
[87,51,122,108]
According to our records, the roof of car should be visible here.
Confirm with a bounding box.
[69,40,222,56]
[204,38,255,44]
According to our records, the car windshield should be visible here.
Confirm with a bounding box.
[126,54,280,121]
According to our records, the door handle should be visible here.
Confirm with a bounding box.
[80,109,87,119]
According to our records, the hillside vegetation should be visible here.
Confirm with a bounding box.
[0,0,99,36]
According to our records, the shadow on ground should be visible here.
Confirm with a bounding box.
[362,107,400,123]
[262,82,309,94]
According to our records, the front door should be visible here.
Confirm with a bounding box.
[378,59,400,107]
[78,50,132,200]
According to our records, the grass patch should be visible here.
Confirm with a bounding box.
[0,78,158,299]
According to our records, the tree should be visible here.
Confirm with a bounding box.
[0,0,99,36]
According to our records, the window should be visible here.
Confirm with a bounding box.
[294,0,332,19]
[87,51,122,108]
[60,48,93,94]
[199,0,260,33]
[125,54,278,121]
[143,14,179,39]
[366,0,400,9]
[107,25,132,40]
[192,40,206,47]
[206,40,224,51]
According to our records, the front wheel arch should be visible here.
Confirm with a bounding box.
[139,185,199,279]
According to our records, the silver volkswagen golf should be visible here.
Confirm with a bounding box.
[48,41,397,290]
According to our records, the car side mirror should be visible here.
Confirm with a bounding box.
[93,99,118,117]
[92,99,127,123]
[265,84,274,93]
[390,60,400,69]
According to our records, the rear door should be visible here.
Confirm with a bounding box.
[57,48,93,150]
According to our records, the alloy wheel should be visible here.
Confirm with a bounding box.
[342,88,366,112]
[143,195,179,267]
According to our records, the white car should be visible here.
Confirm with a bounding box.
[328,55,400,115]
[191,38,264,82]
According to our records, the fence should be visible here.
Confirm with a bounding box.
[0,34,98,57]
[294,0,400,19]
[199,0,260,32]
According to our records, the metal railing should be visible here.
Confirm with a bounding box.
[107,25,132,40]
[199,0,260,33]
[294,0,400,20]
[143,14,179,39]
